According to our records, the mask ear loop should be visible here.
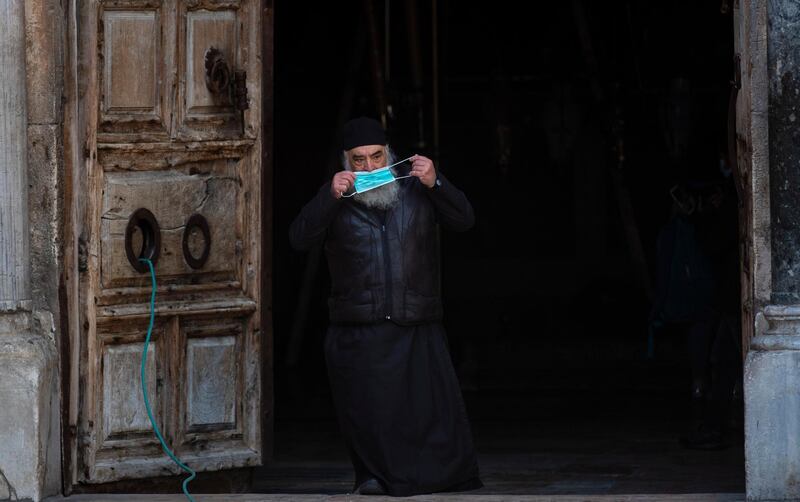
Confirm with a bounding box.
[389,156,415,181]
[341,156,415,197]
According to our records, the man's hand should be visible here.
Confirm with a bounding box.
[409,154,437,188]
[331,170,356,199]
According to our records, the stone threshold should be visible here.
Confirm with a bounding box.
[45,492,745,501]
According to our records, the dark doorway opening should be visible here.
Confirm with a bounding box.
[259,0,744,495]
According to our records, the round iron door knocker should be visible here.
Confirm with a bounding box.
[125,208,161,273]
[204,47,231,95]
[182,213,211,269]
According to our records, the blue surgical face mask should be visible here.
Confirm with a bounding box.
[354,166,396,193]
[343,156,414,197]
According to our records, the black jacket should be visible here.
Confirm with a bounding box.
[290,172,474,325]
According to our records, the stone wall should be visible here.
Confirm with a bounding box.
[24,0,66,496]
[744,0,800,500]
[0,0,64,500]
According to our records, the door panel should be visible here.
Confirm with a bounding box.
[98,2,175,140]
[69,0,264,487]
[185,335,237,429]
[178,317,252,439]
[99,165,240,289]
[176,1,259,139]
[92,321,170,482]
[102,341,159,440]
[185,10,237,112]
[103,11,159,111]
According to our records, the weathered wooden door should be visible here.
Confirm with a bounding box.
[66,0,267,487]
[732,0,760,357]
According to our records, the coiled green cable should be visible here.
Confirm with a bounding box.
[140,258,197,501]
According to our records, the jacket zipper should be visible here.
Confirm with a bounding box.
[381,223,392,320]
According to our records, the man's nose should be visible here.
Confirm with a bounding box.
[366,158,379,171]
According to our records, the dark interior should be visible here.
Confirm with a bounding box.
[264,0,744,494]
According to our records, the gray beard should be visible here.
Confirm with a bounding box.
[353,170,400,209]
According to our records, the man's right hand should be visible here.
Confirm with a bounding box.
[331,170,356,199]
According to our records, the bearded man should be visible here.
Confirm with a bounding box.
[289,116,482,496]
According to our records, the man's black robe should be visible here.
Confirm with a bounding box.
[325,321,482,496]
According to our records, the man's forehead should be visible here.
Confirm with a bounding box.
[348,145,385,157]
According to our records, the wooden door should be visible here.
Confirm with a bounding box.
[66,0,266,486]
[732,0,755,356]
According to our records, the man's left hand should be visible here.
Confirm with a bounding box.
[409,154,437,188]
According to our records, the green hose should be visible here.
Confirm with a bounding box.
[140,258,197,501]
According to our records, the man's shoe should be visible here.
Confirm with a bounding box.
[355,478,386,495]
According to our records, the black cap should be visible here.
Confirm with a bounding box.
[342,116,386,151]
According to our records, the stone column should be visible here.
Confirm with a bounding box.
[744,0,800,499]
[0,0,60,500]
[0,0,31,313]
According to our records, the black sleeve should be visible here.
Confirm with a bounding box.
[289,182,343,251]
[424,171,475,232]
